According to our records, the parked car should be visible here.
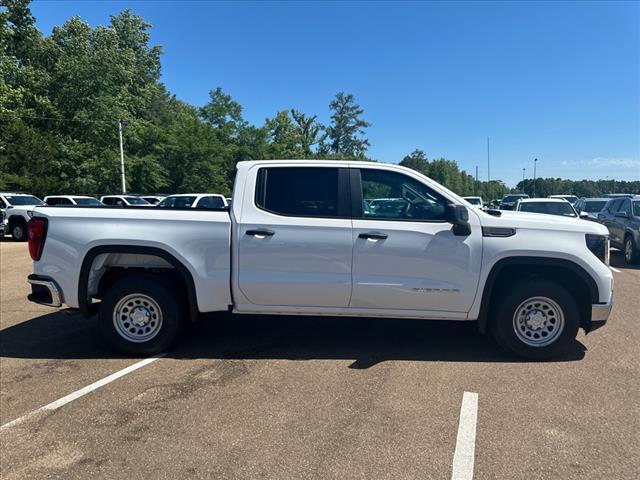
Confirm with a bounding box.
[575,198,609,221]
[499,193,529,210]
[44,195,104,206]
[548,195,579,205]
[597,196,640,264]
[26,160,612,360]
[515,198,579,218]
[100,195,154,207]
[0,192,45,240]
[156,193,228,209]
[0,210,5,237]
[139,195,165,205]
[462,196,484,209]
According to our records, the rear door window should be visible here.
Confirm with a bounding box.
[256,167,340,218]
[196,196,225,208]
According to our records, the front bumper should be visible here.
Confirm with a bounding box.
[590,290,613,331]
[27,274,63,307]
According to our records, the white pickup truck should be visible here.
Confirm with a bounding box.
[26,160,613,359]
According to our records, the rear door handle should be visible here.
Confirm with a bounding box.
[246,229,275,236]
[358,232,388,240]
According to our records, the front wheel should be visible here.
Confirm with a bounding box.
[624,236,639,265]
[11,221,27,241]
[491,280,579,360]
[98,274,182,355]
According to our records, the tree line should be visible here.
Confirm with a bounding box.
[0,1,634,201]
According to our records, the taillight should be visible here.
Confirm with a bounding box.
[28,217,48,261]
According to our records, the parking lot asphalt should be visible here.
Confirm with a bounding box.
[1,239,638,479]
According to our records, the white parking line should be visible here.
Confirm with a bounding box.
[610,267,621,273]
[0,354,165,431]
[451,391,479,480]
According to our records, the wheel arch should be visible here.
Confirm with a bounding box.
[477,256,599,334]
[78,245,199,322]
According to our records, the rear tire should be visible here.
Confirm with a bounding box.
[624,235,639,265]
[98,274,182,355]
[490,280,579,360]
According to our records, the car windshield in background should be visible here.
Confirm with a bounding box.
[519,202,577,217]
[197,196,225,208]
[73,197,102,205]
[504,195,527,203]
[583,201,607,213]
[5,195,44,206]
[465,198,481,205]
[158,196,197,208]
[633,200,640,216]
[125,197,151,205]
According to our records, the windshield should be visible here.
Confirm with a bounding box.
[158,196,197,208]
[73,197,102,205]
[4,195,45,206]
[519,201,577,217]
[633,200,640,216]
[125,197,151,205]
[583,201,607,213]
[503,195,528,203]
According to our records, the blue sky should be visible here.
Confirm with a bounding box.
[31,0,639,186]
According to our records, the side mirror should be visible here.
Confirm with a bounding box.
[446,204,471,236]
[579,211,589,219]
[615,211,629,218]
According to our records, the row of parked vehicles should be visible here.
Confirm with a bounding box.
[0,192,229,241]
[461,193,640,264]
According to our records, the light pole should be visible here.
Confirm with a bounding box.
[533,158,538,197]
[118,119,128,194]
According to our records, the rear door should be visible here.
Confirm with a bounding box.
[235,165,353,309]
[350,167,482,315]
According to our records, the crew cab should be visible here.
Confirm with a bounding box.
[26,161,613,359]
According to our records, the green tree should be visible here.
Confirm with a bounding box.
[323,92,370,158]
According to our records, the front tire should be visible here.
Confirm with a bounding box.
[624,235,639,265]
[491,280,579,360]
[11,220,27,241]
[98,274,182,355]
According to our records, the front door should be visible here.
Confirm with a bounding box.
[350,167,482,314]
[236,165,353,308]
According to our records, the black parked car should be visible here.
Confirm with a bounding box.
[499,194,529,210]
[597,196,640,264]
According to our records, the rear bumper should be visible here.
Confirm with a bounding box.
[27,274,63,307]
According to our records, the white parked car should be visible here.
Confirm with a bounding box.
[462,196,484,209]
[99,195,154,207]
[156,193,228,209]
[44,195,104,206]
[0,192,45,241]
[26,160,612,360]
[515,198,579,218]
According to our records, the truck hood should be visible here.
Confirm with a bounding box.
[6,205,39,213]
[479,210,609,235]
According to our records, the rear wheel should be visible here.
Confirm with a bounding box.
[624,235,639,265]
[98,274,182,355]
[491,280,579,360]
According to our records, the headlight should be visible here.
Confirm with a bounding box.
[585,234,609,265]
[27,210,34,218]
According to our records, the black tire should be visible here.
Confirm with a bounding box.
[98,274,182,355]
[490,280,579,360]
[10,219,27,241]
[624,235,640,265]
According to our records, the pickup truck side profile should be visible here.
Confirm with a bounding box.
[26,160,613,359]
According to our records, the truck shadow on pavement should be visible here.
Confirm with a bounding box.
[1,311,587,366]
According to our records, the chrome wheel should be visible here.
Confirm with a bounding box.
[113,293,163,343]
[512,296,565,347]
[625,238,633,263]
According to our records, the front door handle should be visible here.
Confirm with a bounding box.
[358,232,388,240]
[246,229,275,237]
